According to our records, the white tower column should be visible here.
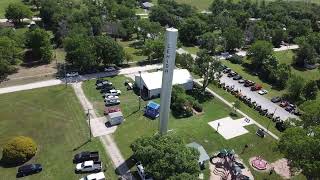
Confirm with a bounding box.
[159,28,178,135]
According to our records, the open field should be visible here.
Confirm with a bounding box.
[0,85,117,180]
[81,75,304,179]
[118,40,147,62]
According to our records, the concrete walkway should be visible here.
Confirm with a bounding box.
[194,79,279,140]
[72,82,133,179]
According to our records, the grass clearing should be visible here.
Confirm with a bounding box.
[0,85,117,180]
[182,46,200,54]
[82,75,291,180]
[118,40,147,62]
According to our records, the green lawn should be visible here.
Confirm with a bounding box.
[182,46,200,55]
[117,40,147,62]
[0,86,117,180]
[82,75,299,179]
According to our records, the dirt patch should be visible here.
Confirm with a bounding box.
[270,158,291,179]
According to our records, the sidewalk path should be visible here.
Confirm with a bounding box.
[0,79,62,95]
[72,82,133,179]
[194,79,279,140]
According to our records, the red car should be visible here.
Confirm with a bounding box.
[104,107,120,115]
[251,84,262,91]
[280,101,289,107]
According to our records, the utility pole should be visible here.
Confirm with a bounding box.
[138,71,142,110]
[87,109,92,141]
[64,62,67,87]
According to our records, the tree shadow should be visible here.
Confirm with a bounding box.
[72,139,91,152]
[186,87,214,103]
[20,50,48,68]
[115,155,136,176]
[125,109,140,118]
[0,159,27,168]
[129,41,144,49]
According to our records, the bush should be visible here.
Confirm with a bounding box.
[227,55,243,64]
[1,136,37,165]
[192,102,203,112]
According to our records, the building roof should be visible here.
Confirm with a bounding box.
[137,69,193,90]
[108,111,123,118]
[187,142,210,163]
[147,101,160,110]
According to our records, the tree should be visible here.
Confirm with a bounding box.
[94,36,125,65]
[279,126,320,179]
[130,135,200,179]
[5,3,32,24]
[137,19,162,42]
[222,27,244,51]
[179,17,207,45]
[294,42,317,67]
[194,51,222,94]
[142,39,165,62]
[303,80,318,100]
[299,99,320,128]
[247,40,273,70]
[25,28,53,63]
[120,18,136,40]
[273,63,291,89]
[124,51,133,64]
[175,53,194,71]
[286,75,305,102]
[198,32,219,54]
[272,28,287,48]
[2,136,37,165]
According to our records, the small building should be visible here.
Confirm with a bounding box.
[141,2,154,9]
[144,101,160,119]
[135,69,193,99]
[107,111,124,126]
[187,142,210,169]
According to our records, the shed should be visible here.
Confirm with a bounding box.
[141,2,154,9]
[187,142,210,165]
[107,111,124,126]
[135,69,193,99]
[144,101,160,119]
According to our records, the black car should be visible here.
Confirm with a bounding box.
[223,68,231,73]
[73,151,99,163]
[227,71,237,77]
[271,96,281,103]
[233,75,242,80]
[17,164,42,177]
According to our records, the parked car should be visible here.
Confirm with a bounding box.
[80,172,105,180]
[285,106,294,112]
[96,81,113,89]
[100,86,114,93]
[136,162,153,180]
[223,68,231,73]
[73,151,99,163]
[75,161,102,173]
[104,107,121,115]
[127,82,133,90]
[104,95,119,102]
[17,164,42,177]
[95,79,103,85]
[280,101,289,107]
[271,96,281,103]
[238,79,245,83]
[104,66,116,72]
[109,89,121,95]
[258,89,268,95]
[227,71,237,77]
[244,80,255,87]
[105,99,120,106]
[233,75,242,80]
[251,84,262,91]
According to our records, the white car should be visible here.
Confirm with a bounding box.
[104,67,116,72]
[137,162,153,180]
[258,89,268,95]
[80,172,105,180]
[109,89,121,95]
[104,95,119,101]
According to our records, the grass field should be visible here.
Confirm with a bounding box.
[81,75,304,179]
[0,86,117,180]
[117,40,147,62]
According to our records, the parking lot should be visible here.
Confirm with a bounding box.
[219,74,297,121]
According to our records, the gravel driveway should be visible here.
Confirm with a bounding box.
[219,75,297,121]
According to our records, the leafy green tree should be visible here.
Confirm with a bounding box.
[247,40,273,70]
[115,5,135,20]
[199,32,219,54]
[179,17,207,45]
[124,51,133,64]
[25,28,53,63]
[299,99,320,128]
[272,28,287,48]
[279,126,320,179]
[222,27,244,51]
[175,53,194,72]
[294,42,317,67]
[142,39,165,62]
[303,80,318,100]
[130,135,200,179]
[137,19,162,42]
[286,75,305,102]
[194,50,222,94]
[5,3,32,24]
[120,18,136,40]
[94,35,124,65]
[273,63,291,89]
[0,36,22,65]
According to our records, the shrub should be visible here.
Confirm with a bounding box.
[192,102,203,112]
[2,136,37,165]
[227,55,243,64]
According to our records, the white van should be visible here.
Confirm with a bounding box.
[80,172,105,180]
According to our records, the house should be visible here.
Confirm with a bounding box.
[186,142,210,169]
[134,69,193,99]
[141,2,154,9]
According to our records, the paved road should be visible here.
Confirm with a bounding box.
[73,82,134,179]
[219,75,297,121]
[194,80,279,140]
[236,44,299,57]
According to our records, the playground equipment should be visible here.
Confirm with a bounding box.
[251,156,268,170]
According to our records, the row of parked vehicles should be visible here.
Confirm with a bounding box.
[223,68,268,95]
[96,79,122,106]
[73,151,106,180]
[271,96,301,116]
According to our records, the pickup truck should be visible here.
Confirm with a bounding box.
[73,151,99,163]
[75,160,102,173]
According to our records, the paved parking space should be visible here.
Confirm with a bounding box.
[90,117,117,137]
[219,75,297,121]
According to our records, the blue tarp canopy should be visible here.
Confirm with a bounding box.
[146,101,160,110]
[145,101,160,119]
